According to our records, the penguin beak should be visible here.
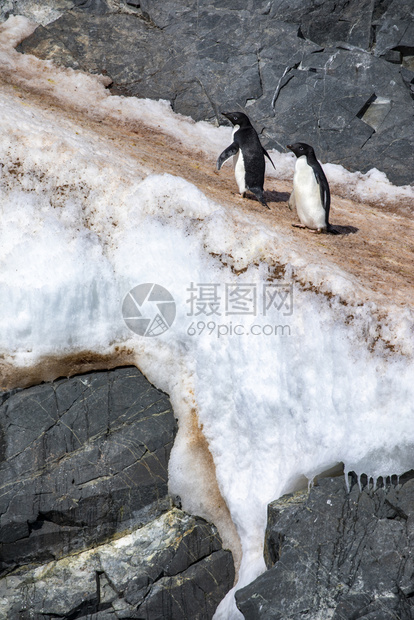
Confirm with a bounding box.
[221,112,233,126]
[286,145,293,151]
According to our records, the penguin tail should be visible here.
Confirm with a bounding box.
[250,187,270,209]
[327,223,340,235]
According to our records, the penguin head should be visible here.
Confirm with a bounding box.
[287,142,315,159]
[222,112,251,127]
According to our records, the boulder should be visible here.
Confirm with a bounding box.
[269,0,376,50]
[374,0,414,63]
[262,46,414,184]
[0,367,176,574]
[236,473,414,619]
[0,366,235,619]
[0,508,235,619]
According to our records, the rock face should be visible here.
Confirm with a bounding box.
[236,473,414,619]
[0,367,175,574]
[0,367,235,619]
[8,0,414,185]
[0,508,234,619]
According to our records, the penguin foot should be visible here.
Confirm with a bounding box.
[292,224,327,234]
[232,192,244,200]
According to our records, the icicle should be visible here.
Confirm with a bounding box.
[345,470,350,493]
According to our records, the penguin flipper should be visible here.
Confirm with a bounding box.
[288,189,296,211]
[263,147,276,169]
[314,168,331,219]
[217,143,239,170]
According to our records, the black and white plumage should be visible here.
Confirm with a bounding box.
[217,112,274,209]
[287,142,338,234]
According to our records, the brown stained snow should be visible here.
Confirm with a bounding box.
[33,83,414,310]
[0,73,413,376]
[0,62,412,314]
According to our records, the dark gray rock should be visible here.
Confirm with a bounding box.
[0,508,235,619]
[0,367,235,618]
[136,548,235,619]
[13,0,414,185]
[0,366,176,575]
[374,0,414,63]
[236,473,414,619]
[262,46,414,184]
[269,0,377,50]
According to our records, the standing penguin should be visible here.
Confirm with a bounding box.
[287,142,338,234]
[217,112,275,209]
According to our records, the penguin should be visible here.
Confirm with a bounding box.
[287,142,338,234]
[217,112,275,209]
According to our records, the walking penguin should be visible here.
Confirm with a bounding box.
[217,112,274,209]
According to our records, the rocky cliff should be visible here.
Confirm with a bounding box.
[0,367,235,619]
[236,473,414,619]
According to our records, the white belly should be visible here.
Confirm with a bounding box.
[293,157,326,230]
[233,150,246,194]
[231,125,246,194]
